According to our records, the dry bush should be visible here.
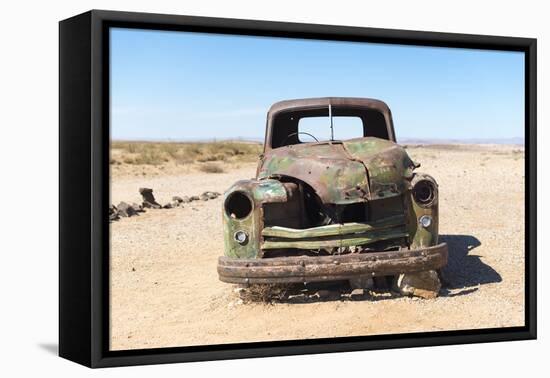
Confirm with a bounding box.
[198,162,224,173]
[112,142,165,165]
[197,153,226,162]
[132,149,166,165]
[111,140,262,166]
[173,154,194,165]
[238,284,293,303]
[218,142,262,162]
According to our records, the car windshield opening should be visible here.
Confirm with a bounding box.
[271,106,389,148]
[298,116,363,142]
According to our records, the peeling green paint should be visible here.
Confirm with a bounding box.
[406,174,439,248]
[261,214,408,250]
[220,99,444,284]
[223,210,259,259]
[344,139,416,200]
[223,179,292,259]
[261,229,409,250]
[262,214,405,239]
[257,137,416,204]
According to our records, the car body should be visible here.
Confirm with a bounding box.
[217,97,447,293]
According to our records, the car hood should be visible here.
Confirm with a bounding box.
[257,137,416,204]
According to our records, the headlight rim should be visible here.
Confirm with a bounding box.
[412,176,438,208]
[224,190,254,220]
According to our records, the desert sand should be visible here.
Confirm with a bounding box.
[109,143,525,350]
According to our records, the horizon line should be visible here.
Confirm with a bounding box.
[111,136,525,145]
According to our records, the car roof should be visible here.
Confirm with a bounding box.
[267,97,392,118]
[264,97,397,150]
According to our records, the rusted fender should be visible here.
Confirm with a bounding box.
[223,179,291,259]
[218,243,448,284]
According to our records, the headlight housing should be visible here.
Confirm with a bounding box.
[224,191,253,219]
[412,177,437,207]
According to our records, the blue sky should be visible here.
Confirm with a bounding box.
[110,28,525,142]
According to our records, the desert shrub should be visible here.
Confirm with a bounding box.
[199,162,224,173]
[197,154,218,162]
[238,284,293,303]
[112,140,262,166]
[132,149,165,165]
[173,154,194,165]
[197,153,227,162]
[162,143,181,159]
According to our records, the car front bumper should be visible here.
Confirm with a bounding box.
[217,242,448,284]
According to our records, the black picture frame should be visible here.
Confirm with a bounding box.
[59,9,537,368]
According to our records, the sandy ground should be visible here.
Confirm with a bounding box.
[109,144,525,350]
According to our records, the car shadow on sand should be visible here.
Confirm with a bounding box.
[265,234,501,304]
[438,234,501,297]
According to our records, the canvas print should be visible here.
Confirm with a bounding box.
[109,28,525,351]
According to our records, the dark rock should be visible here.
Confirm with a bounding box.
[139,187,161,209]
[199,193,209,201]
[350,288,365,300]
[117,201,138,217]
[109,206,120,222]
[189,195,200,201]
[139,187,153,197]
[163,201,178,209]
[202,191,220,200]
[172,196,184,203]
[142,201,160,209]
[397,270,441,299]
[131,203,144,212]
[109,205,119,221]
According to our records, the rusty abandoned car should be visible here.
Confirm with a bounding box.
[217,97,448,298]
